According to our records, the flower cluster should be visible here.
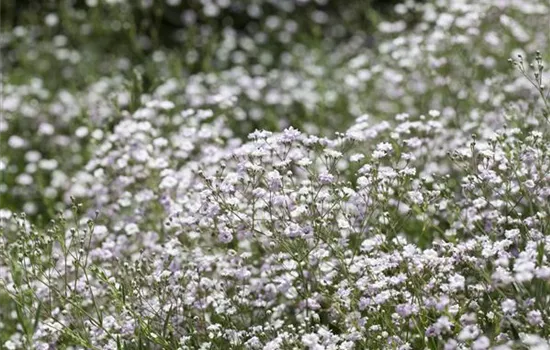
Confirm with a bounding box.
[1,0,550,349]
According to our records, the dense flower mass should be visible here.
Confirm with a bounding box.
[1,0,550,349]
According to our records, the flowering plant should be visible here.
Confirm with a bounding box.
[1,0,550,349]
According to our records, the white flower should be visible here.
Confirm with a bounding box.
[501,299,517,315]
[124,223,139,236]
[266,170,283,191]
[75,126,89,138]
[16,173,33,186]
[8,135,27,149]
[4,340,17,350]
[371,150,385,159]
[535,267,550,280]
[521,334,550,350]
[527,310,544,326]
[318,172,335,185]
[44,13,59,27]
[301,333,320,348]
[373,142,393,159]
[448,273,465,291]
[457,325,480,341]
[38,123,55,135]
[472,336,490,350]
[38,159,58,170]
[473,198,487,209]
[408,191,424,205]
[505,229,520,240]
[323,149,343,158]
[160,176,178,189]
[218,229,233,243]
[349,153,365,162]
[514,259,535,283]
[377,142,393,152]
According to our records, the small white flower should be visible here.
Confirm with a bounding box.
[318,172,334,185]
[448,273,465,291]
[124,223,139,236]
[408,191,424,205]
[472,336,490,350]
[218,228,233,243]
[323,148,343,158]
[527,310,544,326]
[501,299,517,315]
[457,325,480,341]
[524,179,536,189]
[8,135,27,149]
[38,159,58,171]
[266,170,283,191]
[75,126,89,138]
[160,176,178,189]
[349,153,365,162]
[45,13,59,27]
